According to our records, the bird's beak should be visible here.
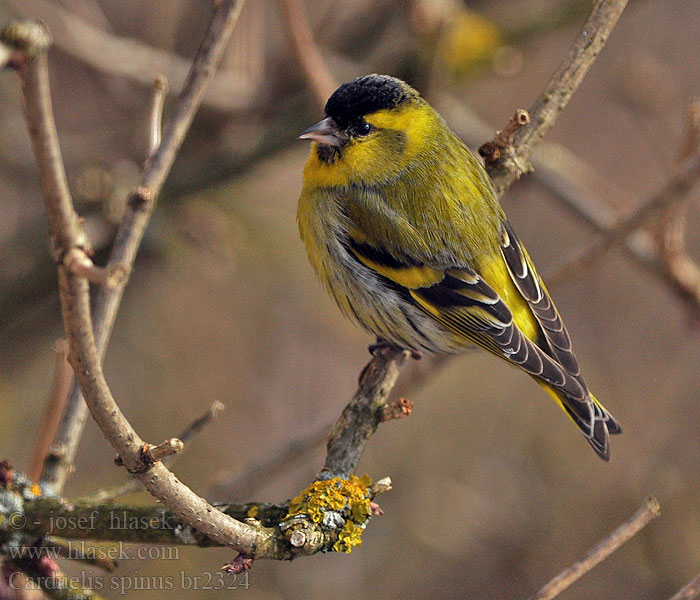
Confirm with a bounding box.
[298,117,343,146]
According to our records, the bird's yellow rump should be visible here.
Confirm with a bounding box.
[297,74,620,460]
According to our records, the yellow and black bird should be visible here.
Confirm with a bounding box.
[297,74,621,460]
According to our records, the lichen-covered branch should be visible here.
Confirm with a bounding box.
[14,498,288,546]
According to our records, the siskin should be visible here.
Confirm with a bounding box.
[297,74,621,460]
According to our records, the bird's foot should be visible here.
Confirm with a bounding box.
[368,337,422,360]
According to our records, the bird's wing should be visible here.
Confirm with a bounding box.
[498,220,582,377]
[345,235,588,403]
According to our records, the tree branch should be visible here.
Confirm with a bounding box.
[28,340,72,483]
[529,498,661,600]
[546,152,700,286]
[4,5,295,562]
[280,0,337,109]
[40,0,249,494]
[4,0,256,112]
[486,0,629,195]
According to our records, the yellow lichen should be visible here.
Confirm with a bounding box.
[246,505,259,519]
[283,474,373,554]
[333,521,364,553]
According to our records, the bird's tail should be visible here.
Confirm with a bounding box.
[539,383,622,461]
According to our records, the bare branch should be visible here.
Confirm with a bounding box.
[84,401,226,503]
[210,421,329,500]
[0,21,86,260]
[280,0,337,109]
[653,100,700,314]
[7,4,296,560]
[486,0,629,194]
[322,344,410,479]
[669,574,700,600]
[41,0,251,493]
[529,498,660,600]
[178,400,225,444]
[0,38,11,68]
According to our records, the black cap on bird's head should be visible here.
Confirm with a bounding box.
[299,75,419,151]
[324,74,416,127]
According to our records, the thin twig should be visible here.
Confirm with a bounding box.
[0,38,12,68]
[486,0,629,194]
[280,0,337,109]
[210,420,329,500]
[29,339,72,482]
[83,401,226,503]
[178,399,225,443]
[529,498,661,600]
[669,574,700,600]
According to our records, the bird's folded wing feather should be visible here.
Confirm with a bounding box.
[346,233,589,404]
[499,220,582,378]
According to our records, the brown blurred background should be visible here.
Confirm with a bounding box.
[1,0,700,598]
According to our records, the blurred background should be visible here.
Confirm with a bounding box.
[1,0,699,598]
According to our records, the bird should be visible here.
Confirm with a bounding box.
[296,74,621,460]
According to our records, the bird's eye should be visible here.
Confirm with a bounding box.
[353,121,373,137]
